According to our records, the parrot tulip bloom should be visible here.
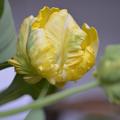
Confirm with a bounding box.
[9,6,99,86]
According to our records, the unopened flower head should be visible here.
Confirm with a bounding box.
[9,6,99,86]
[96,45,120,104]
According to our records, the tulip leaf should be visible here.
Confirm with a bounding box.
[0,0,17,63]
[25,109,46,120]
[0,0,4,18]
[0,61,12,70]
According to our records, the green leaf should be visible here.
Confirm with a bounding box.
[0,73,56,105]
[0,61,12,70]
[0,0,17,63]
[0,75,27,105]
[0,0,4,18]
[25,109,46,120]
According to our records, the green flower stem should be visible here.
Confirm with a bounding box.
[0,80,100,117]
[38,81,50,98]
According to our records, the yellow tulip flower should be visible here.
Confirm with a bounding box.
[9,6,99,86]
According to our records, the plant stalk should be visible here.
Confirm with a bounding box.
[0,80,100,117]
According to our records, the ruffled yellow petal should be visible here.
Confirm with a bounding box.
[81,23,99,56]
[74,23,98,81]
[28,9,93,86]
[27,28,55,79]
[9,16,34,73]
[32,6,60,29]
[9,16,41,84]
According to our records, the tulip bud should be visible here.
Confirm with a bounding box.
[9,6,99,86]
[96,45,120,104]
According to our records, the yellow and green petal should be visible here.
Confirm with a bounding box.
[32,6,60,29]
[9,6,99,86]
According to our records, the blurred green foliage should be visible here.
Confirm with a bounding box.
[25,109,46,120]
[97,45,120,104]
[0,0,16,63]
